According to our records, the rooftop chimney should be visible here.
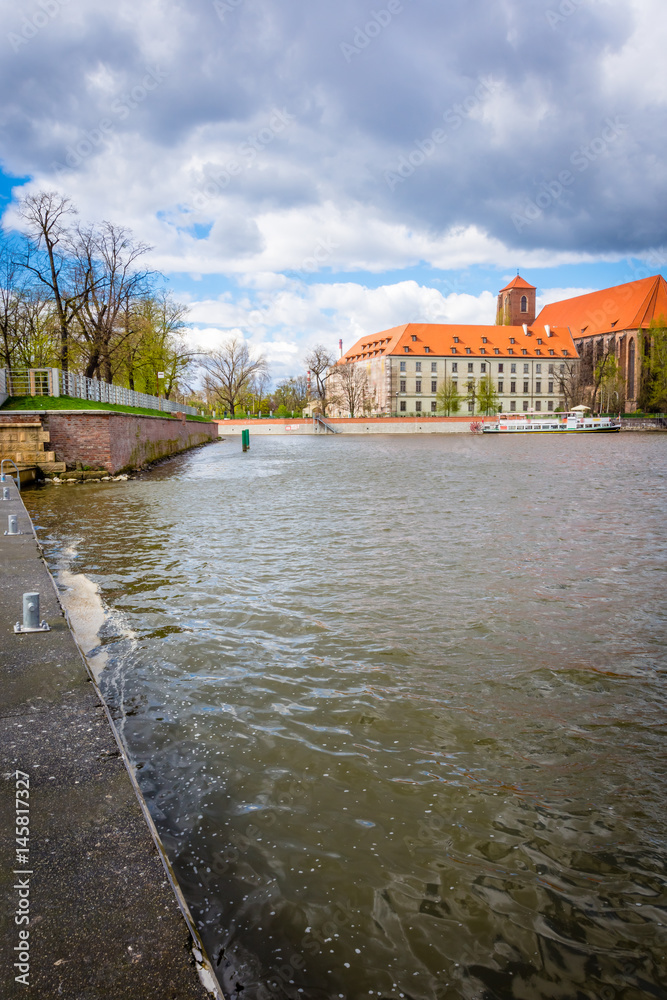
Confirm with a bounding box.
[522,324,529,336]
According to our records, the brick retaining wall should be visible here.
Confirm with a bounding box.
[0,411,218,472]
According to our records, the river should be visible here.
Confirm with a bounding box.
[24,432,667,1000]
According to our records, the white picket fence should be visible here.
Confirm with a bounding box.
[1,368,199,416]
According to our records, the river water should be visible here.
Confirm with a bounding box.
[24,433,667,1000]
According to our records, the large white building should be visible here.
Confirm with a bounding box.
[329,277,576,416]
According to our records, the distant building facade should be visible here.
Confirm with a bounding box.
[328,273,667,416]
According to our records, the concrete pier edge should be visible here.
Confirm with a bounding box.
[0,475,225,999]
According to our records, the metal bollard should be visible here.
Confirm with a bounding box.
[14,591,50,634]
[2,487,10,500]
[23,592,40,630]
[6,514,19,535]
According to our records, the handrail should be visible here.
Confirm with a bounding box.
[313,415,339,433]
[0,458,21,493]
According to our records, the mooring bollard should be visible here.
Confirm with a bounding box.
[242,428,250,452]
[6,514,19,535]
[2,487,10,500]
[14,592,50,634]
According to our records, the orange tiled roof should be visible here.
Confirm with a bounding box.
[339,323,576,362]
[498,275,535,292]
[535,274,667,339]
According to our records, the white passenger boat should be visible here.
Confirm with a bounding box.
[482,407,621,434]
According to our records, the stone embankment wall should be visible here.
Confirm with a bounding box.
[217,417,473,435]
[0,411,218,472]
[620,418,667,431]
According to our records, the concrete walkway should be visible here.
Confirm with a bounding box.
[0,477,221,999]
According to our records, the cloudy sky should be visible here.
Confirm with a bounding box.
[1,0,666,376]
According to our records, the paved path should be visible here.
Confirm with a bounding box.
[0,477,220,999]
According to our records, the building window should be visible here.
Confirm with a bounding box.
[522,349,528,356]
[424,346,430,353]
[535,349,542,356]
[399,400,406,412]
[404,346,409,353]
[480,348,486,354]
[411,335,417,341]
[521,295,528,312]
[559,364,565,372]
[453,336,459,343]
[547,400,554,411]
[510,381,516,393]
[628,339,635,393]
[451,347,457,354]
[548,381,553,393]
[523,364,529,373]
[523,400,529,411]
[400,361,406,371]
[466,347,471,354]
[523,381,529,393]
[400,379,406,392]
[510,401,516,411]
[535,381,542,392]
[480,362,486,372]
[416,361,422,372]
[482,336,487,343]
[452,381,458,391]
[415,400,422,412]
[431,400,437,412]
[431,362,437,372]
[467,401,474,412]
[510,363,516,373]
[537,338,543,345]
[468,362,474,372]
[415,380,422,393]
[494,348,500,354]
[498,363,504,373]
[535,400,541,411]
[549,349,555,356]
[536,364,541,373]
[509,337,515,344]
[548,364,554,373]
[452,362,458,372]
[498,380,504,392]
[508,348,514,355]
[431,380,437,392]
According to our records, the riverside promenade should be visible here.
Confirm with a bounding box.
[0,478,220,998]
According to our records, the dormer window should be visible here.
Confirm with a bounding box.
[562,350,569,356]
[403,346,409,353]
[451,347,457,354]
[424,346,430,353]
[453,336,459,343]
[508,348,514,355]
[482,337,487,344]
[536,338,542,345]
[411,335,417,342]
[494,348,500,354]
[549,349,555,356]
[509,337,515,344]
[480,348,486,354]
[465,347,471,354]
[522,349,527,355]
[535,349,541,355]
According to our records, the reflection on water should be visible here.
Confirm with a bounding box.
[26,434,667,1000]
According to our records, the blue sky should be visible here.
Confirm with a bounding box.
[1,0,666,379]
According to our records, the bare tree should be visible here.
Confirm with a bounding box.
[550,359,586,410]
[71,221,152,382]
[18,192,83,371]
[201,336,269,414]
[329,362,373,417]
[304,344,336,415]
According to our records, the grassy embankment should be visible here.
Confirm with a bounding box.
[1,396,212,422]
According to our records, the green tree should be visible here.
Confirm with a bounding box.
[476,374,499,415]
[464,378,477,414]
[639,320,667,412]
[435,376,461,415]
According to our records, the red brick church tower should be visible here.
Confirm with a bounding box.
[496,275,536,326]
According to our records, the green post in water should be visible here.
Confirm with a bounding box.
[242,428,250,452]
